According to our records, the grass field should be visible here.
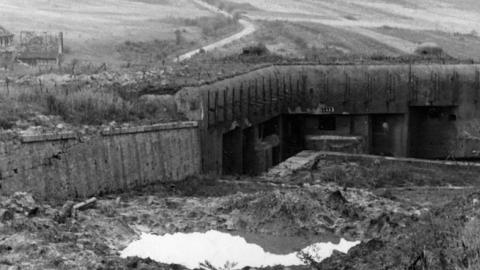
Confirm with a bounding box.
[3,0,480,65]
[215,20,402,59]
[2,0,480,128]
[215,0,480,59]
[0,0,224,66]
[374,26,480,61]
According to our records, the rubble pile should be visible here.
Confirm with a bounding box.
[319,191,480,270]
[217,184,421,239]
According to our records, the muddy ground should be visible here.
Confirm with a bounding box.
[1,159,480,270]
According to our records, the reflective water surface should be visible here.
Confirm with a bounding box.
[121,230,359,269]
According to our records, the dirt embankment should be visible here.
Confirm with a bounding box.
[0,173,422,270]
[279,155,480,269]
[319,192,480,270]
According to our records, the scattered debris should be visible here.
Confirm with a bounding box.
[73,197,97,213]
[0,208,14,222]
[54,200,75,223]
[2,192,39,217]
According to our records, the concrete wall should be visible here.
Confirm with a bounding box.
[176,64,480,122]
[305,135,365,154]
[0,122,201,200]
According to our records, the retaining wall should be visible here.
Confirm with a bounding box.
[0,122,201,200]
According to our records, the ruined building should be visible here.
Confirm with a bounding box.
[0,26,14,49]
[16,31,64,66]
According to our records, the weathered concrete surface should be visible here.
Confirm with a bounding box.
[0,122,201,200]
[314,150,480,169]
[264,150,480,183]
[305,135,365,154]
[175,64,480,173]
[264,150,323,179]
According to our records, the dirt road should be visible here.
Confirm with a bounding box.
[177,0,257,61]
[177,19,256,61]
[178,0,423,60]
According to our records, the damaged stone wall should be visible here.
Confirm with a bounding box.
[0,122,201,200]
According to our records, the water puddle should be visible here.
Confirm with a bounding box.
[121,230,359,269]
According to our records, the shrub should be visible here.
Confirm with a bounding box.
[241,43,269,56]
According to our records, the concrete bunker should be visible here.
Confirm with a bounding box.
[176,64,480,175]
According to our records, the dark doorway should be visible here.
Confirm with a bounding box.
[222,128,243,175]
[318,116,336,130]
[242,127,257,175]
[284,115,305,158]
[371,114,406,157]
[409,106,457,159]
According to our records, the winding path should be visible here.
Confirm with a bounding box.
[179,0,417,60]
[177,0,257,62]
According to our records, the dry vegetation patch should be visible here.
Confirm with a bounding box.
[319,192,480,270]
[218,20,403,60]
[0,84,183,129]
[116,15,241,65]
